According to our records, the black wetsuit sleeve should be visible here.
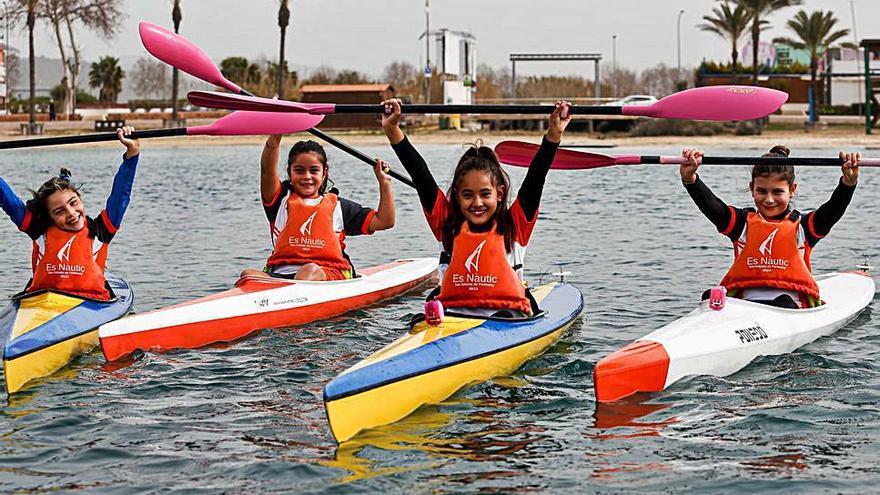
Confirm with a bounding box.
[338,196,374,236]
[803,178,857,246]
[262,180,286,224]
[517,136,558,222]
[390,136,441,213]
[684,174,745,240]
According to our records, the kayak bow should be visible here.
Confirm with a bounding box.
[1,273,134,393]
[594,271,875,402]
[324,281,584,443]
[98,258,437,361]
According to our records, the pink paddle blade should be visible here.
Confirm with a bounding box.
[139,22,242,94]
[187,90,335,114]
[187,111,324,136]
[624,85,788,121]
[494,140,623,169]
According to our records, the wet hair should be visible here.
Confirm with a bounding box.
[442,143,515,254]
[287,140,333,195]
[26,168,82,231]
[751,145,795,186]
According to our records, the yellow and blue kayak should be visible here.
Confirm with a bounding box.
[323,281,583,442]
[1,273,133,394]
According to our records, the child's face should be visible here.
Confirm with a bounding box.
[751,174,797,218]
[289,151,326,198]
[46,189,86,232]
[456,170,503,226]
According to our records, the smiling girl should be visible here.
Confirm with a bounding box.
[382,99,571,317]
[241,137,395,281]
[681,145,861,308]
[0,127,139,300]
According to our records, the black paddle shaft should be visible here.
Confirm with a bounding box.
[640,155,850,166]
[0,128,187,150]
[237,89,416,189]
[332,104,622,115]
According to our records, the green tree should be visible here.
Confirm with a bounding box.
[775,9,850,117]
[88,56,125,102]
[277,0,289,98]
[700,2,753,83]
[734,0,802,84]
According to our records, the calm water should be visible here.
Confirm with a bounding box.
[0,140,878,493]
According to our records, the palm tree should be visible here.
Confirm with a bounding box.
[171,0,182,120]
[277,0,290,98]
[88,56,125,102]
[699,2,753,83]
[734,0,802,84]
[775,10,850,121]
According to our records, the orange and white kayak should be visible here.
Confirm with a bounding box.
[595,271,875,402]
[98,258,437,361]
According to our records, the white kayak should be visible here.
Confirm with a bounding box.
[594,271,875,402]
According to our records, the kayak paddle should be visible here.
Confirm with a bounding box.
[0,111,323,149]
[187,85,789,122]
[494,140,880,169]
[138,22,414,189]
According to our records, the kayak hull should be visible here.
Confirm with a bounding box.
[1,273,134,394]
[324,281,584,443]
[98,258,438,361]
[595,272,875,402]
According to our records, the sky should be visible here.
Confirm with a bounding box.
[7,0,880,78]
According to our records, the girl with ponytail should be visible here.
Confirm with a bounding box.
[680,144,861,308]
[382,99,571,317]
[0,126,140,300]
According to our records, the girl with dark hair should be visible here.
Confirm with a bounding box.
[382,99,571,317]
[680,145,862,308]
[0,126,140,300]
[240,136,395,281]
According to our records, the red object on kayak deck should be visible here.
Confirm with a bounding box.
[594,340,670,402]
[425,300,444,326]
[709,286,727,311]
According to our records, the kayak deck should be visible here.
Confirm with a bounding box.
[324,281,584,443]
[594,271,875,402]
[98,258,438,361]
[1,274,134,394]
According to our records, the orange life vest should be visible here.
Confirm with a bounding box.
[720,210,820,300]
[438,222,531,313]
[29,225,110,300]
[266,193,351,272]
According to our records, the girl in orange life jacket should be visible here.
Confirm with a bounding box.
[680,145,861,309]
[0,126,140,300]
[382,99,571,317]
[240,137,395,281]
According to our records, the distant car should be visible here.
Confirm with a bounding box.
[603,95,658,106]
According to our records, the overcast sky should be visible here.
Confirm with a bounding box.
[9,0,879,77]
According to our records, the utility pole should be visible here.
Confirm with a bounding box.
[612,34,617,97]
[424,0,431,104]
[677,10,684,76]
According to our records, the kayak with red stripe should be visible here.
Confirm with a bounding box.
[98,258,437,361]
[594,271,875,402]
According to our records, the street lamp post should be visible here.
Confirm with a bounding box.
[677,10,685,76]
[612,34,617,98]
[424,0,431,104]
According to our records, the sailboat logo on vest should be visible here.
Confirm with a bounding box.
[48,235,85,277]
[748,227,790,270]
[289,211,325,250]
[453,240,498,289]
[464,240,485,273]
